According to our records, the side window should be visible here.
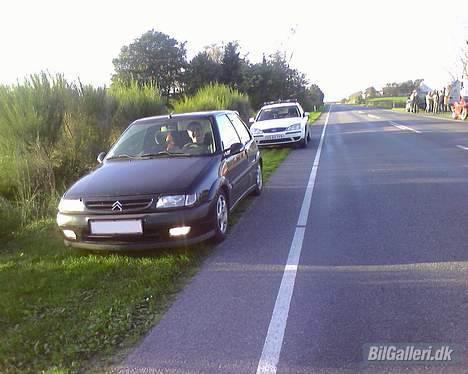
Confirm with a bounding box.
[227,113,251,144]
[217,114,241,150]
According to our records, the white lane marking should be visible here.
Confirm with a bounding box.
[256,227,305,374]
[389,121,421,134]
[256,106,331,374]
[456,145,468,151]
[368,114,380,119]
[297,109,330,226]
[358,110,364,114]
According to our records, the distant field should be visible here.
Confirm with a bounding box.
[367,96,406,103]
[366,96,406,109]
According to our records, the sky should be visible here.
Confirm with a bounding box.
[0,0,467,101]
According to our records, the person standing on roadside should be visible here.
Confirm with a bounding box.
[439,88,445,112]
[426,91,431,112]
[444,86,450,112]
[413,90,419,113]
[433,90,439,113]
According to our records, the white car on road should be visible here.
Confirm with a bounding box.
[249,100,310,147]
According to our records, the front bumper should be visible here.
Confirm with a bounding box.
[253,130,304,146]
[57,200,215,250]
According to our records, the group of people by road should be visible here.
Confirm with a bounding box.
[425,88,450,113]
[407,87,451,114]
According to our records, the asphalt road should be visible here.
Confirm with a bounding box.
[119,105,468,373]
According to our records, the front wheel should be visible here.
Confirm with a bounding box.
[299,129,308,148]
[212,191,229,243]
[461,108,468,121]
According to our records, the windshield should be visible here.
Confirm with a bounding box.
[106,117,216,159]
[257,106,300,121]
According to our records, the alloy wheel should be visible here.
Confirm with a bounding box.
[216,194,228,234]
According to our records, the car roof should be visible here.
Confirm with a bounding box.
[260,102,301,110]
[133,110,238,125]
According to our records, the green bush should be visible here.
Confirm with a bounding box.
[109,79,167,131]
[173,83,251,121]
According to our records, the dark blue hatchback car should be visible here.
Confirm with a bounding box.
[56,110,263,250]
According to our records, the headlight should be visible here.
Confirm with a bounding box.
[251,127,263,135]
[58,198,85,213]
[287,123,301,131]
[156,194,199,209]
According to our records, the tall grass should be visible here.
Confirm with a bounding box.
[0,73,166,237]
[173,83,251,120]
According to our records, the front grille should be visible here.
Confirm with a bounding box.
[85,198,153,213]
[263,127,286,133]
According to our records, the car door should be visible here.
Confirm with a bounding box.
[227,113,259,190]
[216,114,245,204]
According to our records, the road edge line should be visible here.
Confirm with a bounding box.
[256,105,331,374]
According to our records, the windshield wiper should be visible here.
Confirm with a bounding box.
[139,151,192,158]
[106,154,138,160]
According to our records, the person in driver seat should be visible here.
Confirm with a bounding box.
[187,121,204,144]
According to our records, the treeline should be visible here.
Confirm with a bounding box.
[113,30,324,111]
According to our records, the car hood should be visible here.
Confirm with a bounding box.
[64,156,220,198]
[251,117,303,130]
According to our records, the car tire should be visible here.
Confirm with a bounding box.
[299,130,308,148]
[253,163,263,196]
[462,108,468,121]
[212,190,229,243]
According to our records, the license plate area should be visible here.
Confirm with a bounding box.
[89,220,143,235]
[265,134,284,140]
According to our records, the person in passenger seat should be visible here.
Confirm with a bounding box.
[187,121,204,144]
[166,132,182,152]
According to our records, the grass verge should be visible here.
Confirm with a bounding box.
[307,111,322,123]
[0,149,290,373]
[391,107,456,120]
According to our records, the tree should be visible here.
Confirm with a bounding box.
[184,52,222,94]
[221,42,245,89]
[364,86,378,99]
[112,30,187,100]
[302,84,325,110]
[382,80,423,97]
[204,44,224,64]
[244,52,324,110]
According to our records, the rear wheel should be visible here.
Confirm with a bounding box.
[212,191,228,243]
[253,163,263,196]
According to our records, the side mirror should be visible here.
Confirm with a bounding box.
[303,112,309,118]
[97,152,106,164]
[249,117,255,124]
[227,142,243,156]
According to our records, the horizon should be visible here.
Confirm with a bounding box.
[1,0,467,101]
